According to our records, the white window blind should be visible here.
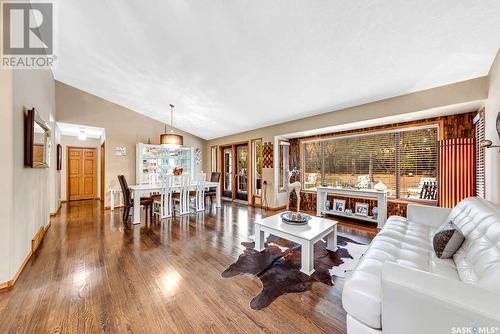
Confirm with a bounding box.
[474,113,485,198]
[322,133,397,196]
[399,128,438,199]
[301,126,439,200]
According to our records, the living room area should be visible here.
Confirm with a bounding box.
[1,1,500,333]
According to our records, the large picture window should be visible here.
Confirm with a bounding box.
[302,126,438,201]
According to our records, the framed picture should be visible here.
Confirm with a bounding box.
[333,199,346,212]
[355,203,369,216]
[56,144,62,171]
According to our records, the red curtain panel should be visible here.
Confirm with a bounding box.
[438,138,476,208]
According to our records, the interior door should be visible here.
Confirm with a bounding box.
[68,147,97,201]
[235,144,248,201]
[222,147,232,198]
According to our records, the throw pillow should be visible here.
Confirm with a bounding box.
[433,220,465,259]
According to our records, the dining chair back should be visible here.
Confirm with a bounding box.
[159,175,174,218]
[177,174,191,215]
[194,179,206,212]
[210,172,221,183]
[148,173,159,185]
[205,172,221,205]
[118,175,132,207]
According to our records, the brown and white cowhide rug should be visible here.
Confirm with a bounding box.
[221,235,368,310]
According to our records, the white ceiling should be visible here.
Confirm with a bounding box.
[57,122,105,139]
[53,1,500,140]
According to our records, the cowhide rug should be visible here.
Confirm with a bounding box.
[221,235,368,310]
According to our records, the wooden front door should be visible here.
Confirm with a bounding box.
[68,147,97,201]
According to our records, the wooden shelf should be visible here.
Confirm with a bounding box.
[321,209,378,223]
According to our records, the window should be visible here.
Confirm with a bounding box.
[278,141,290,191]
[303,142,321,189]
[301,126,438,200]
[322,133,397,196]
[252,139,263,196]
[474,113,485,198]
[399,128,438,199]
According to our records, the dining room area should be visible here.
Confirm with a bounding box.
[118,171,222,225]
[116,141,222,225]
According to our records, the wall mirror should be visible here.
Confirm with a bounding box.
[25,108,51,168]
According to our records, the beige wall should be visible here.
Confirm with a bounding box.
[206,77,489,207]
[485,51,500,205]
[0,67,58,284]
[60,135,102,201]
[55,81,207,206]
[0,69,14,282]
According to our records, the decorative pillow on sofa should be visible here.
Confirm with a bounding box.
[433,221,465,259]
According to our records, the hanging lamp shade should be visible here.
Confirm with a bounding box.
[160,104,183,148]
[160,132,183,147]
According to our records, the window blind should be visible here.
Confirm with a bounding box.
[301,126,439,200]
[399,128,438,200]
[474,113,485,198]
[322,133,397,196]
[303,142,321,189]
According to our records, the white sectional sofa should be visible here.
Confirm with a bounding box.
[342,197,500,334]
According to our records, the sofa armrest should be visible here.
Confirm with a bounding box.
[381,262,500,334]
[406,203,451,227]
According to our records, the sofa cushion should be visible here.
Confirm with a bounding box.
[342,216,459,329]
[433,220,465,259]
[449,198,500,292]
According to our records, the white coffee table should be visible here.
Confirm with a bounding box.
[254,213,338,275]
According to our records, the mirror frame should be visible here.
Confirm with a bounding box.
[24,107,51,168]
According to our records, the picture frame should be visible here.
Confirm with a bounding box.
[56,144,62,171]
[355,203,369,216]
[333,199,346,212]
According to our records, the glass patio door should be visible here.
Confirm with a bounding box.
[222,147,232,198]
[235,144,248,201]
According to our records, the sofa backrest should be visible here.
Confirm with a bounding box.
[450,197,500,292]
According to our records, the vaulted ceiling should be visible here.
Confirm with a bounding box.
[54,1,500,139]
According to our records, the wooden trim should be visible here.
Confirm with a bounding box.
[32,226,45,253]
[9,250,32,289]
[49,202,62,216]
[0,280,11,290]
[100,142,105,202]
[0,221,51,291]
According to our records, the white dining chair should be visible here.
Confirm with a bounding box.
[174,174,191,215]
[153,175,174,219]
[192,178,206,212]
[148,173,159,185]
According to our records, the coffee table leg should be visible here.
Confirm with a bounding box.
[255,226,265,251]
[326,225,338,251]
[300,241,315,275]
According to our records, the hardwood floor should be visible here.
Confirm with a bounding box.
[0,200,375,334]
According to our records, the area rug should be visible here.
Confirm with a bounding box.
[221,235,368,310]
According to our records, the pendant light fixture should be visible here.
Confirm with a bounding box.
[160,104,183,148]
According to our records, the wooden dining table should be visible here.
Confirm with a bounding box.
[128,181,221,225]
